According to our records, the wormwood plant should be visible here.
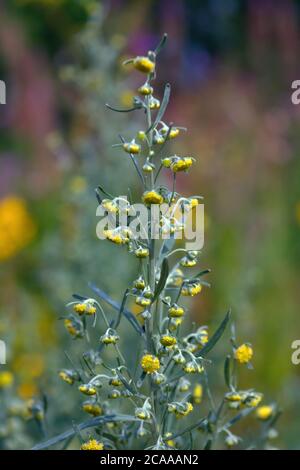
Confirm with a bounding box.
[35,35,280,451]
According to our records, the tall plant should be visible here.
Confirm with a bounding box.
[35,35,280,451]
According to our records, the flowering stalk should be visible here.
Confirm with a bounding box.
[36,34,281,451]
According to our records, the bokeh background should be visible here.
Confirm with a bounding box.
[1,0,300,449]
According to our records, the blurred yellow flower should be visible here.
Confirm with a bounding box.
[256,405,273,420]
[0,371,14,389]
[12,354,44,380]
[69,176,87,194]
[192,383,203,405]
[17,382,38,400]
[0,196,36,261]
[119,90,135,108]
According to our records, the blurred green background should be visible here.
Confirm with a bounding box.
[0,0,300,449]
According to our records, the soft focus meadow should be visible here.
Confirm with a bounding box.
[1,0,300,450]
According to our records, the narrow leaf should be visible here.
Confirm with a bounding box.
[223,408,253,429]
[224,355,231,389]
[197,310,231,358]
[193,268,211,279]
[105,103,141,113]
[114,288,129,330]
[97,185,114,199]
[32,414,139,450]
[203,439,212,450]
[153,258,169,302]
[72,293,87,301]
[154,33,168,55]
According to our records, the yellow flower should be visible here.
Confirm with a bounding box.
[178,382,190,395]
[138,83,153,95]
[82,401,103,417]
[123,142,141,154]
[160,335,177,348]
[59,370,75,385]
[164,433,176,447]
[154,133,165,145]
[103,229,130,245]
[188,198,199,209]
[143,162,154,173]
[100,330,120,345]
[167,268,184,287]
[86,305,96,315]
[161,127,180,139]
[135,408,150,420]
[168,304,185,318]
[225,434,240,447]
[74,301,96,316]
[142,190,164,205]
[169,402,194,418]
[256,405,273,421]
[133,276,146,290]
[0,371,14,389]
[235,344,253,364]
[152,372,166,385]
[244,392,263,408]
[135,296,151,307]
[192,384,203,405]
[64,318,81,337]
[134,247,149,258]
[73,303,87,315]
[109,377,123,387]
[169,128,180,139]
[173,352,186,365]
[183,362,204,374]
[162,157,172,168]
[225,392,243,402]
[196,327,209,346]
[101,199,118,213]
[171,157,193,173]
[180,257,197,268]
[133,56,155,74]
[149,97,160,109]
[181,282,202,297]
[109,389,121,399]
[169,318,183,331]
[0,196,36,261]
[78,384,97,396]
[141,354,160,374]
[81,439,104,450]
